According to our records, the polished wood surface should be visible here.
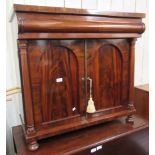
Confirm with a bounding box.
[12,115,148,155]
[19,33,141,39]
[86,39,136,119]
[14,4,145,18]
[27,40,85,125]
[18,39,136,144]
[87,39,129,109]
[17,19,145,33]
[14,4,145,39]
[18,41,35,134]
[135,84,149,120]
[14,4,145,150]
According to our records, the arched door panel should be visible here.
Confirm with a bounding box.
[27,40,85,125]
[87,39,130,113]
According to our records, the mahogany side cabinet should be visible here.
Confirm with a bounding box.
[12,4,145,151]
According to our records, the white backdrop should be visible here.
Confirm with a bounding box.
[6,0,148,154]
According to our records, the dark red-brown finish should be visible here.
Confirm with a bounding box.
[13,4,145,39]
[12,85,149,154]
[135,84,149,120]
[87,39,129,113]
[14,4,145,18]
[13,4,145,150]
[12,115,148,155]
[27,40,85,125]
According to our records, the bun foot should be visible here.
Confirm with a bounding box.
[28,141,39,151]
[126,115,134,124]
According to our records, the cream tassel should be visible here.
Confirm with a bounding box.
[86,77,96,113]
[86,97,96,113]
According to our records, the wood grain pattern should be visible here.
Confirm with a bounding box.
[126,39,137,123]
[14,4,145,39]
[87,39,129,112]
[18,40,35,135]
[27,40,85,125]
[18,33,141,39]
[14,4,145,151]
[14,4,145,18]
[18,19,145,33]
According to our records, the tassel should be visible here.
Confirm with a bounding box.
[86,77,96,113]
[86,97,96,113]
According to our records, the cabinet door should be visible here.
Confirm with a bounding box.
[27,40,85,126]
[87,39,130,115]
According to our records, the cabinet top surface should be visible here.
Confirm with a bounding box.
[14,4,145,18]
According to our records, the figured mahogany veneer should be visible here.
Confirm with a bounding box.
[13,4,145,151]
